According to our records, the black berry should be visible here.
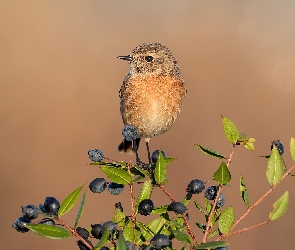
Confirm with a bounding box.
[43,197,60,215]
[115,202,123,212]
[151,150,166,163]
[150,234,170,249]
[103,221,117,238]
[88,149,104,162]
[168,201,186,214]
[271,140,284,155]
[138,199,154,216]
[76,227,90,239]
[216,193,226,208]
[38,218,55,226]
[91,224,105,239]
[187,179,205,194]
[89,178,106,193]
[122,125,138,141]
[215,247,228,250]
[77,239,93,250]
[205,186,218,200]
[12,217,31,233]
[21,204,39,220]
[107,182,124,195]
[126,241,136,250]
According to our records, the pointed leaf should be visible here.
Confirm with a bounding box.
[218,207,235,234]
[208,229,219,238]
[112,209,126,228]
[205,198,212,215]
[240,176,249,207]
[58,184,85,217]
[222,116,239,144]
[214,162,231,185]
[172,230,192,244]
[194,201,204,213]
[94,228,109,250]
[194,144,226,159]
[74,190,87,229]
[195,241,228,249]
[151,205,168,215]
[154,151,167,185]
[266,147,284,186]
[183,192,192,206]
[25,224,71,239]
[290,137,295,162]
[244,141,255,151]
[117,231,127,250]
[123,220,135,244]
[135,180,152,215]
[196,222,206,233]
[269,191,289,221]
[135,221,154,240]
[101,166,131,184]
[147,214,169,234]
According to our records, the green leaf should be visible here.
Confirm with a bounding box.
[194,241,228,249]
[194,144,226,159]
[94,228,109,250]
[172,230,192,244]
[25,224,71,239]
[266,147,284,186]
[205,198,212,215]
[74,190,86,229]
[194,201,204,213]
[183,192,192,206]
[123,220,135,244]
[112,208,127,228]
[117,231,127,250]
[222,116,239,144]
[147,214,169,234]
[196,222,206,233]
[290,137,295,162]
[151,205,168,215]
[244,141,255,151]
[240,176,249,208]
[214,162,231,185]
[269,191,289,221]
[208,229,219,238]
[101,166,131,185]
[154,151,168,185]
[91,161,128,168]
[58,184,85,217]
[218,207,235,234]
[135,180,152,215]
[135,221,154,241]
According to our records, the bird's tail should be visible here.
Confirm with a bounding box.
[118,138,141,154]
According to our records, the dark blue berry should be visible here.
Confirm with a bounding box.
[215,247,228,250]
[205,186,218,200]
[138,199,154,216]
[12,217,31,233]
[150,234,170,249]
[271,140,284,155]
[89,178,106,193]
[107,182,124,195]
[43,197,60,215]
[76,227,89,239]
[168,201,186,214]
[122,125,138,141]
[187,179,205,194]
[88,149,104,162]
[151,150,166,163]
[21,204,39,220]
[77,239,93,250]
[91,224,105,239]
[103,221,117,239]
[216,193,226,208]
[38,218,55,226]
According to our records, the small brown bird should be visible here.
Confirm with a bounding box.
[118,42,186,163]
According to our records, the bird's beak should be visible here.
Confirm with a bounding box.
[117,55,132,61]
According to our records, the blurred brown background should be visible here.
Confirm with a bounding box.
[1,1,295,249]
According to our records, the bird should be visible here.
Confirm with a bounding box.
[117,42,186,164]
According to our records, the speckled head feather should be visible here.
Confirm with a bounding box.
[118,42,186,141]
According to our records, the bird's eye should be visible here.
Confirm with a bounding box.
[145,56,153,62]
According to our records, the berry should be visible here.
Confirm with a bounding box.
[107,182,124,195]
[89,178,106,193]
[215,247,228,250]
[168,201,186,214]
[271,140,284,155]
[150,234,170,249]
[21,204,39,220]
[77,239,93,250]
[216,193,226,208]
[76,227,90,239]
[91,224,105,239]
[205,186,218,200]
[43,197,60,215]
[138,199,154,216]
[126,241,136,250]
[151,150,166,163]
[115,202,123,212]
[100,247,110,250]
[38,218,55,226]
[187,179,205,194]
[122,125,138,141]
[103,221,117,238]
[12,217,31,233]
[88,149,104,162]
